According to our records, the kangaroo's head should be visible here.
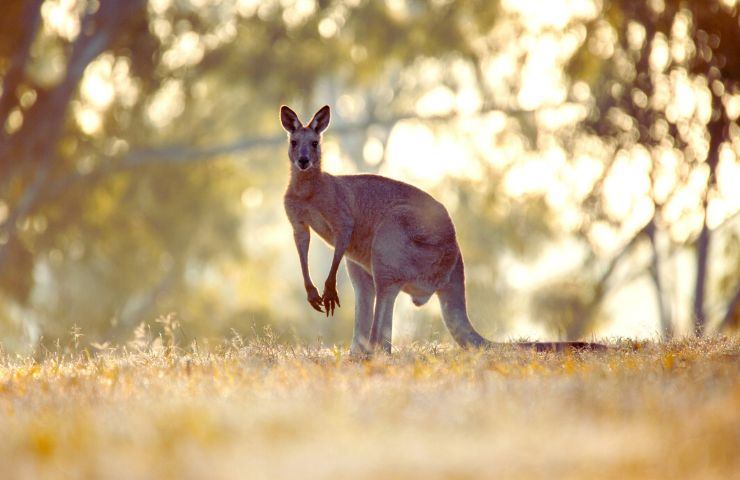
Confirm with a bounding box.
[280,105,330,172]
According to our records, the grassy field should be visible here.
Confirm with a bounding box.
[1,328,738,480]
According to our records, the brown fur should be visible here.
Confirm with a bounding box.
[281,105,607,355]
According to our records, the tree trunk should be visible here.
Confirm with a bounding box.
[0,0,147,275]
[692,219,710,336]
[693,83,725,336]
[0,0,43,139]
[718,287,740,332]
[646,219,673,339]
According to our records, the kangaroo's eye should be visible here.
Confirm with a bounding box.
[312,141,318,148]
[290,140,297,147]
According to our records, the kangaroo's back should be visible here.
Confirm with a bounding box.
[335,174,456,244]
[323,173,458,271]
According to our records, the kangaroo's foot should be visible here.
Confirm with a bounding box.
[350,337,372,358]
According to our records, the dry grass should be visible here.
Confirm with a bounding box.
[0,327,738,480]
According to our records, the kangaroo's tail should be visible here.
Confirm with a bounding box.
[436,254,608,352]
[436,253,491,348]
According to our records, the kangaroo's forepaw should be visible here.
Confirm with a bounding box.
[322,285,340,317]
[306,286,323,313]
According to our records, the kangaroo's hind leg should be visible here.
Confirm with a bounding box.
[369,282,401,354]
[367,213,416,353]
[347,260,375,356]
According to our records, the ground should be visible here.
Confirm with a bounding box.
[0,330,738,480]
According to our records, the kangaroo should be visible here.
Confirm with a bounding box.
[281,105,606,355]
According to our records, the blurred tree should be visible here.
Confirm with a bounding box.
[4,0,565,347]
[564,0,740,337]
[9,0,734,346]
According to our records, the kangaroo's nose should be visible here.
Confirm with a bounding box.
[298,157,310,169]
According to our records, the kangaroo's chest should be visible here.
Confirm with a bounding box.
[304,206,335,245]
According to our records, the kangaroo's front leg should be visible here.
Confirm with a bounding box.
[292,223,323,313]
[322,225,353,316]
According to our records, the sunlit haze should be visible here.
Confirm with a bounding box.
[2,0,739,348]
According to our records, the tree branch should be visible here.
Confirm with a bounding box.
[564,205,738,338]
[0,0,43,134]
[44,104,524,197]
[0,0,148,275]
[565,219,652,339]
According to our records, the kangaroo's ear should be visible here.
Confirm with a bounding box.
[280,105,302,133]
[308,105,331,134]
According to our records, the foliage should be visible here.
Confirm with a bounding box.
[0,0,737,347]
[0,0,518,345]
[555,0,740,337]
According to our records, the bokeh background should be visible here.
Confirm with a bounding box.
[0,0,738,351]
